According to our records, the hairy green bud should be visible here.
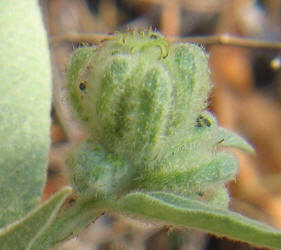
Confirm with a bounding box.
[66,142,131,197]
[66,30,253,207]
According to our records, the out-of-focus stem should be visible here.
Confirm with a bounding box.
[50,32,281,50]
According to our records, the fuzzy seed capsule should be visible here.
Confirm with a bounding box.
[66,30,253,206]
[67,31,211,167]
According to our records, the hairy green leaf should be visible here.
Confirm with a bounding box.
[115,192,281,250]
[30,195,103,250]
[0,0,51,227]
[0,187,71,250]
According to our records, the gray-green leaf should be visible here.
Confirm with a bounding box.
[115,192,281,250]
[0,0,51,227]
[0,187,72,250]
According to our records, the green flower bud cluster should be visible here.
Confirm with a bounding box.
[66,29,253,207]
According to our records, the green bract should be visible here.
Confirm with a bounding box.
[66,30,253,207]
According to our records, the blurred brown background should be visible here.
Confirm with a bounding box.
[40,0,281,249]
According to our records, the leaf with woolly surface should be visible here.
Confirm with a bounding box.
[114,192,281,250]
[0,187,71,250]
[0,0,51,227]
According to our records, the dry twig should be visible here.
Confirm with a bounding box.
[50,32,281,50]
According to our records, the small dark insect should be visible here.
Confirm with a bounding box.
[217,138,225,145]
[79,81,87,91]
[111,51,119,55]
[68,196,76,205]
[196,115,211,128]
[197,191,204,197]
[150,34,158,39]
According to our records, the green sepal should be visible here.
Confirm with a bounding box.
[113,192,281,250]
[67,141,132,197]
[136,152,237,208]
[66,46,97,123]
[217,128,255,153]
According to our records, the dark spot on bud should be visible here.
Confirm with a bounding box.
[112,51,118,55]
[196,115,211,128]
[86,65,92,71]
[150,34,158,39]
[79,81,87,91]
[197,191,204,197]
[217,138,225,145]
[68,197,76,205]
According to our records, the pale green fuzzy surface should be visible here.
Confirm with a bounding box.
[66,31,253,208]
[0,0,51,228]
[67,141,131,197]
